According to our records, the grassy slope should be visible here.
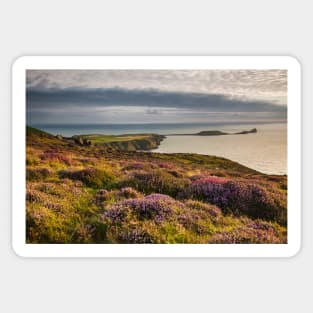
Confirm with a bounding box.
[81,134,154,144]
[74,133,165,151]
[26,126,287,244]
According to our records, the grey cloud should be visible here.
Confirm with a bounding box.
[27,87,286,113]
[27,69,287,105]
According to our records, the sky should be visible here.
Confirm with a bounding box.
[26,70,287,125]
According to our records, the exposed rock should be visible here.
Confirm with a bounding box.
[56,135,63,140]
[235,128,257,135]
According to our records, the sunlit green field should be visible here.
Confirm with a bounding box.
[81,134,155,144]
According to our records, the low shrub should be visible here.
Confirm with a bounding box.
[123,163,146,171]
[59,167,114,189]
[26,181,99,243]
[26,204,77,243]
[94,187,142,208]
[121,170,190,197]
[26,152,40,166]
[94,189,110,207]
[118,187,142,199]
[208,219,286,244]
[40,150,71,165]
[185,176,286,225]
[184,200,222,218]
[117,228,155,243]
[26,167,52,181]
[104,193,180,224]
[157,162,176,170]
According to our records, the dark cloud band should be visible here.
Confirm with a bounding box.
[27,87,286,113]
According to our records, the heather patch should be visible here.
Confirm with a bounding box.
[184,200,222,218]
[157,161,176,170]
[40,149,72,165]
[208,219,287,244]
[122,170,190,197]
[94,187,142,208]
[123,162,147,171]
[118,187,142,199]
[104,194,180,224]
[186,176,286,225]
[59,167,114,188]
[26,167,53,181]
[117,228,156,243]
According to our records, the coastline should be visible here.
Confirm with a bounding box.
[27,124,286,175]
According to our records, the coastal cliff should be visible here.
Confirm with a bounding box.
[27,126,256,152]
[48,131,165,151]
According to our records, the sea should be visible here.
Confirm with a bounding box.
[32,122,287,175]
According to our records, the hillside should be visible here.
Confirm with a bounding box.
[26,126,287,244]
[79,133,165,151]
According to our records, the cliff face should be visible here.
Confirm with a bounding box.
[52,132,165,151]
[99,135,165,151]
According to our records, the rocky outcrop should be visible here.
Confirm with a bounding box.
[234,128,257,135]
[168,128,258,136]
[72,135,91,146]
[196,130,228,136]
[101,135,165,151]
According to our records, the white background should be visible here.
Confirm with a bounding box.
[0,1,311,312]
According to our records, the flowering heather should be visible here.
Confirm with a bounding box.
[208,219,286,244]
[131,194,178,221]
[186,176,286,225]
[26,181,89,213]
[123,162,146,171]
[118,229,155,243]
[71,224,96,243]
[59,167,114,188]
[104,193,180,224]
[124,170,190,197]
[192,176,229,185]
[26,167,52,181]
[78,157,92,164]
[40,150,71,165]
[157,162,176,170]
[94,187,142,208]
[118,187,142,199]
[184,200,222,218]
[103,205,128,224]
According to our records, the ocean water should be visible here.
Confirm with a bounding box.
[32,122,287,175]
[31,121,282,137]
[153,123,287,175]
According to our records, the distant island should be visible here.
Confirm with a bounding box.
[167,128,257,136]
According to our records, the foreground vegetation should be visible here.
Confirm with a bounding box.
[26,126,287,244]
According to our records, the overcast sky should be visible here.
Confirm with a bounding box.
[26,70,287,125]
